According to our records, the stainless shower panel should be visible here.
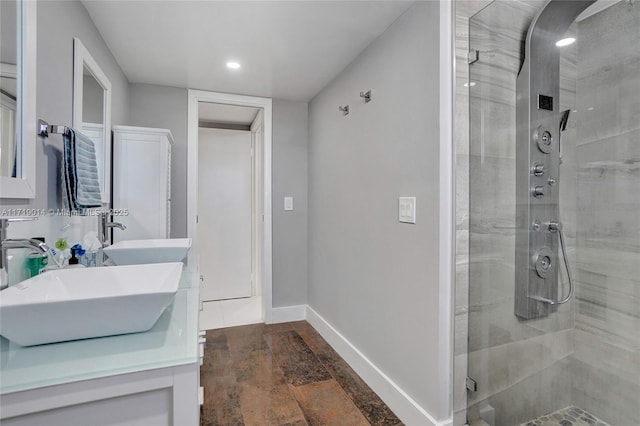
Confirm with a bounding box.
[515,0,595,319]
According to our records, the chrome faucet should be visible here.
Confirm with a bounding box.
[0,218,62,290]
[98,212,126,247]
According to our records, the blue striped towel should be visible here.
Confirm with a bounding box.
[62,128,103,211]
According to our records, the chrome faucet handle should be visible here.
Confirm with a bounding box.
[1,229,61,290]
[98,213,126,248]
[2,238,49,250]
[109,222,127,230]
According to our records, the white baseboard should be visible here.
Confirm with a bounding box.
[269,304,306,324]
[305,305,449,426]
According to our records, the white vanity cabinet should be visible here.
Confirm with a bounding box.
[0,363,200,426]
[0,267,202,426]
[112,126,173,241]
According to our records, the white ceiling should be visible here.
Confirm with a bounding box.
[82,1,414,101]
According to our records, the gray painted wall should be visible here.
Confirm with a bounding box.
[126,85,309,306]
[3,0,310,309]
[4,0,129,209]
[127,83,188,238]
[1,0,17,65]
[272,100,308,307]
[307,2,443,418]
[2,0,308,312]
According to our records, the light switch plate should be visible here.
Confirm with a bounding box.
[399,197,416,224]
[284,196,294,211]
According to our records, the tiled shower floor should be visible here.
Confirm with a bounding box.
[521,406,610,426]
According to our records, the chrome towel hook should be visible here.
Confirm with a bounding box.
[338,105,350,116]
[38,119,69,138]
[360,90,372,103]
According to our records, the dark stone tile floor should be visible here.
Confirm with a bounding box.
[521,406,610,426]
[200,321,403,426]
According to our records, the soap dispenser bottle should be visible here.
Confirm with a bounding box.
[67,247,86,269]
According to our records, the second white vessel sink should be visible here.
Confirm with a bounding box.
[0,262,183,346]
[103,238,192,265]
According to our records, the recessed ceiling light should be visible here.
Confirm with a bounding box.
[226,61,241,70]
[555,37,576,47]
[464,82,477,88]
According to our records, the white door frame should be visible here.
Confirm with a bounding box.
[250,109,265,298]
[187,90,273,323]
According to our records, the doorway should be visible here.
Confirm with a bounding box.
[187,90,273,329]
[198,127,253,302]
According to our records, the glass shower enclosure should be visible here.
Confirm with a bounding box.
[466,0,639,424]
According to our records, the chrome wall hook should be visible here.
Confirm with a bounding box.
[338,105,350,116]
[360,90,372,103]
[38,119,68,138]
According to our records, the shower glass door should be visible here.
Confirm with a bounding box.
[467,1,640,425]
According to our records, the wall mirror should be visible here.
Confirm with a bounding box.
[0,0,36,199]
[73,37,111,203]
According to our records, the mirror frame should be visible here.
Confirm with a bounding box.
[0,0,36,199]
[72,37,112,204]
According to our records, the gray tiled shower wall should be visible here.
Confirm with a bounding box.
[571,3,640,425]
[455,1,640,425]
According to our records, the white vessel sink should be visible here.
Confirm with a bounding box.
[0,262,183,346]
[103,238,192,265]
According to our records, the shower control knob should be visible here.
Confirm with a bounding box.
[534,126,554,154]
[532,186,545,198]
[548,177,557,186]
[533,247,554,279]
[532,164,545,176]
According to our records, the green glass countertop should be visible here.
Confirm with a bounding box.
[0,258,200,395]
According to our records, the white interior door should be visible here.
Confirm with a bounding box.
[198,128,253,301]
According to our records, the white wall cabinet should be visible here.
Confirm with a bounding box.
[112,126,173,241]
